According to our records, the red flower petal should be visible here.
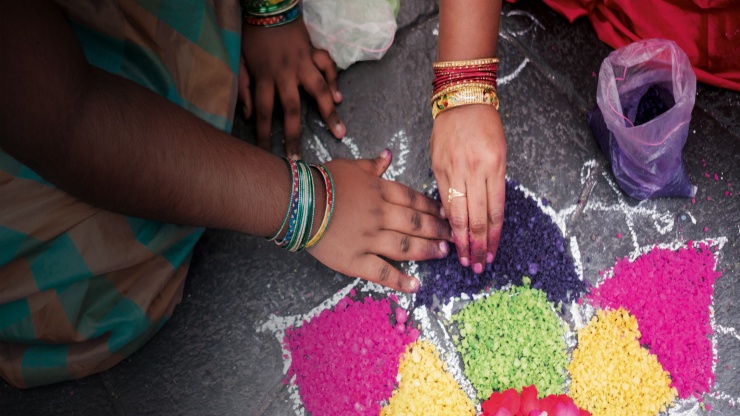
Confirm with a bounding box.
[519,385,540,416]
[501,388,522,413]
[553,401,580,416]
[538,395,557,414]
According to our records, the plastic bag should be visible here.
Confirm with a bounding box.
[303,0,399,70]
[588,38,697,200]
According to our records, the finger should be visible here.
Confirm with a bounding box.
[352,149,392,177]
[382,205,452,241]
[486,177,506,264]
[381,181,444,219]
[238,58,252,119]
[371,231,448,261]
[467,177,489,274]
[255,81,275,151]
[277,80,302,160]
[446,182,471,268]
[312,49,341,103]
[355,254,420,293]
[300,67,345,139]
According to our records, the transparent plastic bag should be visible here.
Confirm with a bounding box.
[303,0,399,70]
[588,39,697,200]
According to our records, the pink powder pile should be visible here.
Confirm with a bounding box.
[285,295,418,415]
[588,242,722,399]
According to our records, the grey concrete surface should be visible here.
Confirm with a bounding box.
[2,1,738,415]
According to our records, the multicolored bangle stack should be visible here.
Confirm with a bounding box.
[430,58,499,119]
[268,158,335,252]
[241,0,301,27]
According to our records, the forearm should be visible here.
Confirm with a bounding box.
[0,0,313,237]
[438,0,502,61]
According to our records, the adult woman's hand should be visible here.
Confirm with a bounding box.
[240,18,344,160]
[430,104,506,274]
[309,151,452,292]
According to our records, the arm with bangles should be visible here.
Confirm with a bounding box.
[0,0,451,292]
[432,0,507,274]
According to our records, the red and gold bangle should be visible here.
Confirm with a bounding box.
[431,84,499,119]
[431,58,500,119]
[304,164,335,250]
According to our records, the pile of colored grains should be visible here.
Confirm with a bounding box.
[417,181,586,309]
[587,242,721,398]
[568,308,677,416]
[380,340,476,416]
[452,282,568,400]
[285,295,418,416]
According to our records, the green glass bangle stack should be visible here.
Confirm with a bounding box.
[271,158,335,252]
[241,0,302,27]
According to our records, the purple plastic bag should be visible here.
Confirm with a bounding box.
[588,39,696,200]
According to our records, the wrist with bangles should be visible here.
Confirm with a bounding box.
[241,0,302,27]
[268,158,335,251]
[430,58,499,119]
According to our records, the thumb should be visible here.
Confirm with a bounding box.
[355,149,392,177]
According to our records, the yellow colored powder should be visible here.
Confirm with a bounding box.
[568,308,677,416]
[381,340,475,416]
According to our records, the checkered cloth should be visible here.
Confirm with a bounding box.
[0,0,241,388]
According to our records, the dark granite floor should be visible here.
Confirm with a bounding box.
[2,1,738,415]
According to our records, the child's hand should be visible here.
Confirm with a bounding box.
[308,151,453,293]
[240,18,344,160]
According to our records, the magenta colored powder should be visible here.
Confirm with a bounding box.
[707,196,712,201]
[285,295,418,415]
[588,242,722,399]
[692,198,696,204]
[617,232,622,239]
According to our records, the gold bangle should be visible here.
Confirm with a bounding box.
[432,58,499,69]
[430,81,497,105]
[431,85,499,119]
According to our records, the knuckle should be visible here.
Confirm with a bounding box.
[410,212,422,231]
[488,209,505,228]
[284,103,300,118]
[450,213,467,230]
[314,77,330,94]
[378,264,391,283]
[400,235,411,253]
[435,218,450,238]
[470,219,487,236]
[406,187,417,206]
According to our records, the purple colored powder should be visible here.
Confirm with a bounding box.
[587,242,722,399]
[416,181,587,309]
[285,295,418,415]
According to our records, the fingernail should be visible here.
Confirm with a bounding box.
[439,241,449,256]
[460,257,470,267]
[486,253,494,263]
[440,207,446,219]
[335,91,343,101]
[381,148,392,161]
[406,278,419,293]
[289,152,300,161]
[335,121,345,137]
[473,263,483,274]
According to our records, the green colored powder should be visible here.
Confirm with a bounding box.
[452,280,568,400]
